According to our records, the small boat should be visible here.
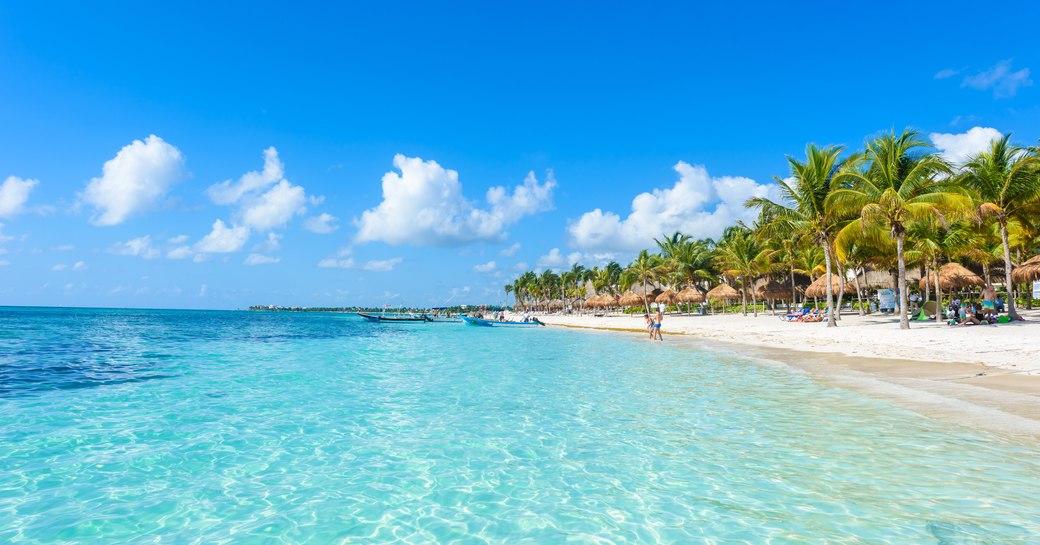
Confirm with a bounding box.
[357,312,431,323]
[460,316,544,327]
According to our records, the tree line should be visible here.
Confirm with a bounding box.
[507,129,1040,329]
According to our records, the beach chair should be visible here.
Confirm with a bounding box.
[780,308,808,321]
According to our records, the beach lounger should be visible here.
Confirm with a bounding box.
[780,308,809,321]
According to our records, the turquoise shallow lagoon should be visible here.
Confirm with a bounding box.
[2,307,1039,544]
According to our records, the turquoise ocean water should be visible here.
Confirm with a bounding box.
[1,307,1039,544]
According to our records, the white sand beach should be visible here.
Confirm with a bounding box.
[533,309,1040,437]
[535,309,1040,374]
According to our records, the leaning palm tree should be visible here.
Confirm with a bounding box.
[829,129,970,329]
[620,249,664,314]
[747,144,845,326]
[961,134,1040,320]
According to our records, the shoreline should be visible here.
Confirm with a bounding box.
[533,311,1040,439]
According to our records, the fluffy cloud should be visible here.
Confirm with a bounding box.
[244,253,280,266]
[537,248,569,269]
[930,127,1003,165]
[0,176,39,218]
[195,219,249,253]
[81,135,185,225]
[303,212,339,234]
[473,260,497,273]
[961,60,1032,98]
[166,246,193,260]
[568,161,775,253]
[111,235,161,259]
[240,180,306,231]
[206,147,284,205]
[500,242,521,256]
[52,261,87,272]
[354,155,555,247]
[318,249,402,272]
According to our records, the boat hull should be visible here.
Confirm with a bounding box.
[461,316,542,327]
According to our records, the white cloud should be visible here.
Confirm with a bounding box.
[111,235,161,259]
[0,224,14,243]
[354,155,555,247]
[361,258,402,272]
[537,248,569,269]
[961,60,1032,98]
[205,147,283,205]
[167,234,189,244]
[0,176,39,218]
[240,179,306,231]
[253,232,282,253]
[934,68,961,79]
[568,161,775,253]
[474,260,497,273]
[166,246,193,260]
[318,255,401,272]
[195,219,249,253]
[303,212,339,234]
[244,253,280,266]
[500,242,521,256]
[199,284,208,297]
[930,127,1003,165]
[514,261,528,271]
[52,261,86,272]
[81,135,185,225]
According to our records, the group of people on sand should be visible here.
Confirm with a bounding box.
[950,285,1008,326]
[643,307,664,341]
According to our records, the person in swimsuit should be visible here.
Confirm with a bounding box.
[982,284,996,318]
[653,309,664,341]
[644,313,654,339]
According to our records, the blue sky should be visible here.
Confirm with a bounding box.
[2,2,1039,309]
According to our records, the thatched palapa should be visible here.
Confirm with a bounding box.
[755,280,790,300]
[919,263,984,290]
[1011,255,1040,284]
[804,274,841,298]
[677,287,705,303]
[706,284,739,301]
[655,290,678,304]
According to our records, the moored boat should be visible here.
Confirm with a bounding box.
[357,312,431,323]
[460,316,544,327]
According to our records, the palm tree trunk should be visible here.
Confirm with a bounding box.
[853,270,864,316]
[740,277,748,316]
[751,281,758,317]
[1000,220,1019,320]
[642,279,651,315]
[896,231,910,329]
[934,260,942,324]
[822,241,836,327]
[789,265,797,311]
[923,265,930,308]
[836,260,846,321]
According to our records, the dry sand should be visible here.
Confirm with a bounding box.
[530,309,1040,438]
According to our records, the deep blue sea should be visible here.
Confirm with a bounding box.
[1,307,1039,544]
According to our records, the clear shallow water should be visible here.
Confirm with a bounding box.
[1,307,1039,544]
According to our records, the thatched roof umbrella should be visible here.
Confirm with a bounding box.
[804,274,841,299]
[919,263,984,291]
[1011,255,1040,283]
[756,280,789,300]
[618,291,642,307]
[655,290,678,305]
[706,284,739,300]
[677,287,704,303]
[705,284,738,314]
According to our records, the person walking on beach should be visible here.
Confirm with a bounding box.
[653,308,664,341]
[982,284,996,318]
[643,313,654,339]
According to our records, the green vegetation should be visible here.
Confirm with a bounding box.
[511,129,1040,328]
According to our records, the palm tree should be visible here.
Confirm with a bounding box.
[830,129,969,329]
[715,226,768,316]
[621,250,664,314]
[961,134,1040,320]
[747,144,846,326]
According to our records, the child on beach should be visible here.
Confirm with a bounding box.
[644,313,654,339]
